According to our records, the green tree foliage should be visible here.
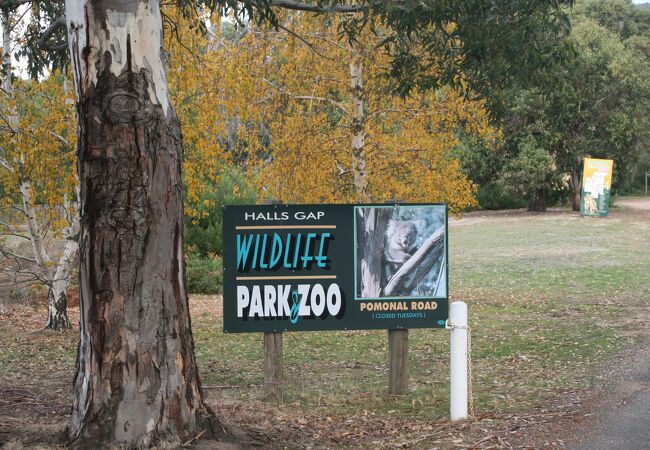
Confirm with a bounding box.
[451,132,528,210]
[499,136,557,211]
[183,165,255,294]
[7,0,575,100]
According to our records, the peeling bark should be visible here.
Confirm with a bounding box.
[46,194,78,330]
[46,286,71,330]
[65,0,220,446]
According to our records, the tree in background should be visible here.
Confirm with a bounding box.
[1,9,77,329]
[499,136,557,212]
[487,0,650,210]
[575,0,650,193]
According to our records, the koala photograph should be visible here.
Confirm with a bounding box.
[383,219,419,285]
[355,205,447,299]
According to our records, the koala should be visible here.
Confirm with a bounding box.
[382,219,418,286]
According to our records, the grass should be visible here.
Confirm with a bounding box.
[1,206,649,448]
[188,207,650,449]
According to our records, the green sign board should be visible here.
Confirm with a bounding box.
[222,204,448,333]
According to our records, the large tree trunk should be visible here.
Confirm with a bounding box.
[65,0,218,447]
[570,170,581,212]
[350,44,369,201]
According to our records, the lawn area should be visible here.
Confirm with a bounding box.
[1,206,649,448]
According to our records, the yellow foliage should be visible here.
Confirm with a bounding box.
[167,12,499,215]
[0,72,77,231]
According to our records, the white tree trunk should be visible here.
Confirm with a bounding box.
[2,10,12,95]
[19,180,52,271]
[46,194,79,330]
[350,44,369,201]
[65,0,170,114]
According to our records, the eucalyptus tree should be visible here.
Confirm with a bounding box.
[1,0,573,447]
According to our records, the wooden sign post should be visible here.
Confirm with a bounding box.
[388,329,409,394]
[386,200,408,395]
[262,199,284,403]
[263,331,283,403]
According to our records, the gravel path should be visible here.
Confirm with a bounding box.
[616,197,650,210]
[567,342,650,450]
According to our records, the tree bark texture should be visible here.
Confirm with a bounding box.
[47,195,79,330]
[2,10,12,95]
[350,45,369,201]
[65,0,218,446]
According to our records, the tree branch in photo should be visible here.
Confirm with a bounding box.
[384,225,445,296]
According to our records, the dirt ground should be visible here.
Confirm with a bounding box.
[615,196,650,210]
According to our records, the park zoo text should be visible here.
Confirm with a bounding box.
[222,204,449,333]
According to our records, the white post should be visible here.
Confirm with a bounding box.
[449,301,468,421]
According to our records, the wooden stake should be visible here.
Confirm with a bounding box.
[388,328,409,395]
[263,331,283,403]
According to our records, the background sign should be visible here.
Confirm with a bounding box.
[222,204,448,332]
[581,158,614,217]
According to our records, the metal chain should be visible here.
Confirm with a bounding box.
[467,325,474,417]
[446,321,475,417]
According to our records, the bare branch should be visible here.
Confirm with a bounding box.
[0,0,34,8]
[0,232,31,241]
[293,95,347,112]
[276,23,335,61]
[0,221,20,233]
[48,131,70,146]
[0,153,13,172]
[271,0,366,13]
[0,247,37,264]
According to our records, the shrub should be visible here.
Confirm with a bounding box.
[184,164,257,257]
[186,254,223,294]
